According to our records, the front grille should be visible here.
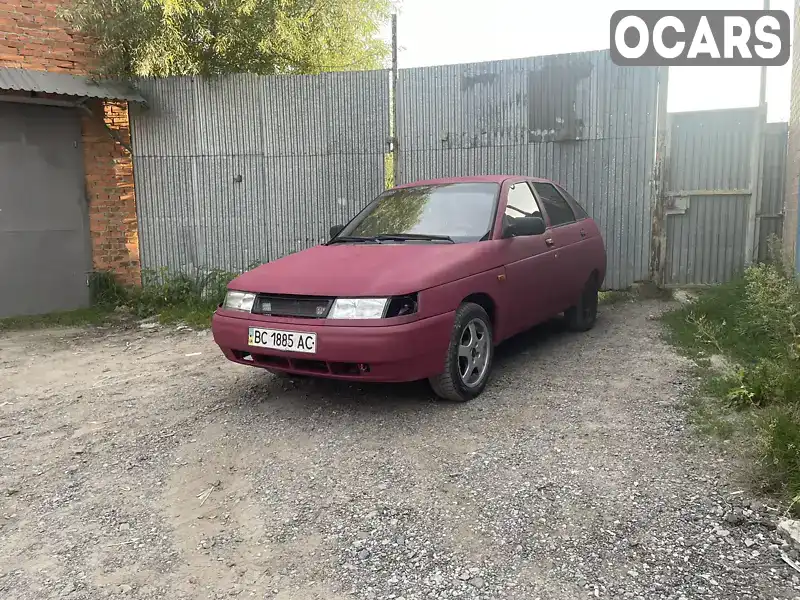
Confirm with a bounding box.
[251,294,334,318]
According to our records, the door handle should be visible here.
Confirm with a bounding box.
[580,229,586,238]
[545,238,555,247]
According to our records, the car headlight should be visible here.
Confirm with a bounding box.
[328,298,388,319]
[223,290,257,312]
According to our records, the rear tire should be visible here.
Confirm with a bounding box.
[429,303,494,402]
[565,275,599,332]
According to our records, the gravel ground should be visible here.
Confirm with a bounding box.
[2,299,800,600]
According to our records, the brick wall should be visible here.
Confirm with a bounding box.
[0,0,94,73]
[785,0,800,271]
[83,101,140,280]
[0,0,140,285]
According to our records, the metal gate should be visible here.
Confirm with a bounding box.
[662,107,787,286]
[395,51,659,290]
[759,122,788,261]
[0,102,91,317]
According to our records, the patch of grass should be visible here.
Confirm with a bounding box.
[661,236,800,507]
[661,273,789,365]
[689,371,762,441]
[157,305,217,329]
[129,268,236,322]
[598,282,674,307]
[688,395,738,440]
[0,306,116,331]
[599,290,632,305]
[634,281,674,300]
[0,266,243,333]
[759,406,800,497]
[90,270,130,307]
[385,152,395,189]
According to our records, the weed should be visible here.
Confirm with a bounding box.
[127,267,239,327]
[131,268,236,318]
[758,406,800,498]
[90,270,130,306]
[726,369,757,409]
[0,267,243,332]
[634,281,673,300]
[598,290,632,305]
[661,238,800,506]
[384,152,395,189]
[0,306,116,331]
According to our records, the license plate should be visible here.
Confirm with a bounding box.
[248,327,317,354]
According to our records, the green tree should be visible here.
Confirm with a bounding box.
[60,0,393,78]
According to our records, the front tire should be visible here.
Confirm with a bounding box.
[565,275,599,332]
[429,303,494,402]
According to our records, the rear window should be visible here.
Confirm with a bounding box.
[532,182,576,227]
[555,184,589,220]
[340,182,500,243]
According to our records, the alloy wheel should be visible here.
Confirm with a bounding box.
[457,318,490,388]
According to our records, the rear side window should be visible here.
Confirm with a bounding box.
[555,184,589,220]
[533,182,576,227]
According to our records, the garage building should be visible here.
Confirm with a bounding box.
[0,69,144,318]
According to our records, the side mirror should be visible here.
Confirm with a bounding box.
[504,216,546,238]
[329,224,344,238]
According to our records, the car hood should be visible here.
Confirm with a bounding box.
[229,242,502,296]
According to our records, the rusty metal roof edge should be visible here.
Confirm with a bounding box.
[0,68,146,104]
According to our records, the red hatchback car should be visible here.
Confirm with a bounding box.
[212,175,606,401]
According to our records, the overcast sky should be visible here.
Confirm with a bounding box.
[386,0,794,121]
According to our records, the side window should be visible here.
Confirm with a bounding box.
[533,182,576,227]
[504,182,542,220]
[555,184,589,220]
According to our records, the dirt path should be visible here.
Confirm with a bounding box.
[1,300,799,600]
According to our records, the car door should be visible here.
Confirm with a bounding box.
[531,181,585,312]
[556,182,606,286]
[497,180,560,335]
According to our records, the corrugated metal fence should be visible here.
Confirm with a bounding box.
[663,108,787,285]
[129,53,787,289]
[131,71,389,274]
[760,122,788,262]
[395,52,659,290]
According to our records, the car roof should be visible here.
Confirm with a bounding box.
[393,175,556,188]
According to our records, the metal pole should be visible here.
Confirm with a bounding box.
[391,12,398,84]
[391,12,399,187]
[746,107,767,265]
[649,65,670,285]
[759,0,769,108]
[746,0,770,265]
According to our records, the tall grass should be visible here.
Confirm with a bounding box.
[662,238,800,504]
[132,268,237,324]
[1,267,243,331]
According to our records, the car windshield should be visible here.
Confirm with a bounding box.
[337,182,500,244]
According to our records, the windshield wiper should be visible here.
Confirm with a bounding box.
[374,233,455,244]
[327,236,382,245]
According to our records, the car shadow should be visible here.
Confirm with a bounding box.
[493,316,569,368]
[225,316,576,417]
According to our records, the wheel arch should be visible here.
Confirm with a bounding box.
[460,292,499,340]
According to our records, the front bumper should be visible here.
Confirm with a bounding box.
[211,310,456,382]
